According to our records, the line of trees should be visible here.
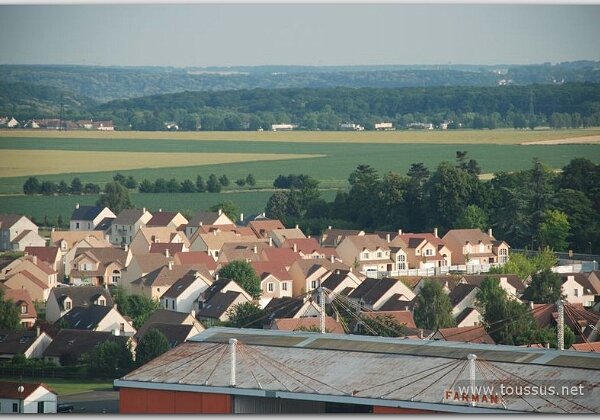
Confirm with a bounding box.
[138,173,255,193]
[266,156,600,254]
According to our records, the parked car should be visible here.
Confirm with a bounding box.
[57,403,74,413]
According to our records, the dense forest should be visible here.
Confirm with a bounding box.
[2,81,600,131]
[265,156,600,255]
[1,61,599,102]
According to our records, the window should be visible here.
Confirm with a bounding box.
[87,222,91,229]
[98,298,105,306]
[425,248,433,256]
[172,300,175,310]
[282,282,288,291]
[38,401,44,413]
[13,403,18,413]
[267,283,274,292]
[65,301,72,310]
[310,280,317,289]
[120,323,125,332]
[574,289,579,297]
[362,252,369,259]
[377,251,382,258]
[165,300,169,309]
[21,304,27,314]
[76,222,80,229]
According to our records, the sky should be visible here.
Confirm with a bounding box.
[0,3,600,67]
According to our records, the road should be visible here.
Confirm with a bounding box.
[58,390,119,414]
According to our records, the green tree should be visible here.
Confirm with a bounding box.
[57,180,70,195]
[71,177,83,195]
[87,340,133,378]
[476,277,537,346]
[195,175,206,192]
[534,325,576,349]
[347,164,381,228]
[138,179,153,193]
[207,174,221,193]
[375,171,410,229]
[166,178,181,193]
[405,163,430,231]
[84,183,101,194]
[209,201,238,223]
[0,290,21,331]
[455,204,489,230]
[265,191,291,221]
[22,177,41,195]
[180,179,196,193]
[112,287,159,329]
[113,173,127,186]
[489,249,557,281]
[235,178,246,187]
[523,268,564,304]
[136,329,169,366]
[537,210,570,251]
[413,280,455,330]
[245,173,256,186]
[218,174,230,187]
[218,260,261,299]
[359,314,408,337]
[226,302,266,329]
[97,181,133,214]
[40,180,57,195]
[125,176,138,189]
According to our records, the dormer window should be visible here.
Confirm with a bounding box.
[362,252,369,259]
[377,252,382,258]
[21,304,27,314]
[98,298,105,306]
[65,301,72,310]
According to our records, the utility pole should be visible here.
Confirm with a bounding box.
[319,287,325,334]
[557,300,564,351]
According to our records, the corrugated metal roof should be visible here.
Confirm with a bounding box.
[118,327,600,414]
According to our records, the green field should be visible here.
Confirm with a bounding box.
[1,130,599,223]
[0,376,112,396]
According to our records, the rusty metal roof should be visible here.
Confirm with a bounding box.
[117,327,600,414]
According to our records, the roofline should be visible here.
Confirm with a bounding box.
[113,379,522,414]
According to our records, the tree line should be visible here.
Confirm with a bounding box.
[266,156,600,254]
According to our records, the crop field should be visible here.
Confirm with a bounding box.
[1,129,599,223]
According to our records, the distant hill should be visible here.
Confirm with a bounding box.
[1,61,599,102]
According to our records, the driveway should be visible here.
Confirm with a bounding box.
[58,390,119,414]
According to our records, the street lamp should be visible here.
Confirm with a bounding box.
[17,385,24,413]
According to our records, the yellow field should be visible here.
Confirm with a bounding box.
[2,128,600,144]
[0,149,324,177]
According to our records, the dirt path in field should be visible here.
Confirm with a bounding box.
[521,135,600,145]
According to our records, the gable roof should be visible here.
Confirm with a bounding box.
[24,246,60,264]
[135,323,197,348]
[139,264,207,288]
[248,219,286,238]
[188,211,229,227]
[455,307,480,326]
[379,294,414,311]
[321,271,353,291]
[291,259,351,277]
[149,242,184,255]
[261,247,300,267]
[251,261,292,282]
[442,229,495,246]
[462,274,525,293]
[146,211,185,227]
[0,329,42,356]
[0,214,26,229]
[74,247,127,266]
[71,205,108,221]
[341,234,391,252]
[3,289,37,319]
[56,304,113,330]
[161,270,211,299]
[0,381,55,399]
[174,252,217,271]
[282,238,338,257]
[197,290,245,319]
[50,231,108,249]
[217,242,270,263]
[135,309,196,339]
[42,329,127,358]
[6,269,49,290]
[320,228,365,247]
[113,208,148,225]
[194,230,264,250]
[130,253,169,274]
[348,277,398,305]
[263,297,310,321]
[448,284,479,307]
[435,326,495,345]
[398,233,445,249]
[270,227,306,244]
[138,227,190,247]
[559,273,600,294]
[50,286,113,310]
[361,310,416,329]
[272,316,345,334]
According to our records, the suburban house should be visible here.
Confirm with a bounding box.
[1,256,58,301]
[281,238,339,260]
[3,289,37,328]
[24,247,62,276]
[0,214,45,251]
[251,261,294,305]
[160,269,213,314]
[336,234,394,274]
[185,210,234,239]
[45,285,113,323]
[197,278,253,326]
[174,251,218,274]
[50,230,111,276]
[432,326,495,345]
[129,263,207,300]
[454,307,483,328]
[129,227,190,255]
[262,297,321,329]
[119,253,168,293]
[0,381,57,414]
[69,247,129,287]
[347,278,416,310]
[359,310,416,332]
[320,269,363,296]
[532,302,600,343]
[397,231,453,269]
[558,273,600,307]
[189,230,266,258]
[270,227,306,247]
[412,275,469,295]
[69,204,116,231]
[441,228,510,266]
[149,242,186,257]
[146,211,188,229]
[55,304,136,336]
[319,227,366,248]
[0,329,52,360]
[447,283,480,318]
[42,329,131,366]
[260,247,301,270]
[216,242,271,265]
[247,219,286,239]
[461,274,526,300]
[109,208,153,246]
[135,309,204,342]
[288,259,351,296]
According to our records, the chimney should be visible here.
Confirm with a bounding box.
[143,207,146,213]
[261,212,265,218]
[434,227,438,238]
[240,213,244,222]
[75,203,80,209]
[253,245,257,254]
[308,235,311,239]
[113,329,120,336]
[529,301,534,310]
[165,248,170,258]
[32,255,37,265]
[386,233,390,243]
[328,225,332,230]
[488,228,493,238]
[215,273,219,281]
[269,237,273,247]
[218,208,223,216]
[419,329,424,339]
[51,227,55,232]
[295,224,299,230]
[168,261,174,270]
[331,255,335,263]
[336,269,340,275]
[113,303,118,310]
[213,230,217,236]
[193,270,200,279]
[191,309,196,319]
[124,244,129,252]
[398,229,402,235]
[159,208,162,212]
[36,326,41,337]
[293,243,297,253]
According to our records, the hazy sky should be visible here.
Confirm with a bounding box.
[1,3,600,67]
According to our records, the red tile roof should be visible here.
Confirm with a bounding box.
[0,381,55,399]
[3,289,37,319]
[248,220,286,238]
[251,261,292,281]
[261,247,301,267]
[360,310,416,329]
[149,242,184,255]
[24,247,60,264]
[282,238,338,257]
[272,316,345,334]
[7,270,48,290]
[174,252,217,271]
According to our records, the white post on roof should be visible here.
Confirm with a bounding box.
[467,354,477,407]
[319,287,326,334]
[557,299,564,351]
[229,338,238,387]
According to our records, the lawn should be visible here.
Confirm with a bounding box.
[3,128,600,144]
[0,376,112,396]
